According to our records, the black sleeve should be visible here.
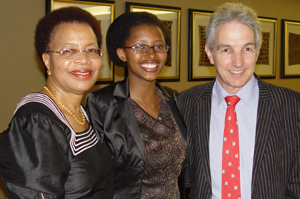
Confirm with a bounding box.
[0,113,71,199]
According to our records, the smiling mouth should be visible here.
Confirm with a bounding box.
[71,71,91,75]
[141,64,157,69]
[70,70,93,79]
[229,70,243,74]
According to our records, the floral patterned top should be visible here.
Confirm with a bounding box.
[131,89,185,199]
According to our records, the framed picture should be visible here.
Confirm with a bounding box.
[188,9,213,81]
[126,2,181,82]
[281,19,300,78]
[188,9,277,81]
[46,0,115,84]
[256,17,277,78]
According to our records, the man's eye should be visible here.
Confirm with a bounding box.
[245,47,253,51]
[221,49,229,53]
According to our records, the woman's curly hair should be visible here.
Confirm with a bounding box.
[35,6,102,63]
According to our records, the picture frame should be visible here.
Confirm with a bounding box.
[126,2,181,82]
[188,9,213,81]
[281,19,300,78]
[188,9,277,81]
[256,17,277,78]
[46,0,115,84]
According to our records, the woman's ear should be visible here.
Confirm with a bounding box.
[116,48,127,62]
[42,53,50,70]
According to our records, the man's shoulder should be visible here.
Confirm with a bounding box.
[179,81,214,98]
[258,80,300,105]
[259,80,300,97]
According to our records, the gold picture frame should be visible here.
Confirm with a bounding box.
[256,17,277,78]
[281,19,300,78]
[188,9,213,81]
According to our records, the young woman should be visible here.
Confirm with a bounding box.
[85,12,188,199]
[0,7,114,198]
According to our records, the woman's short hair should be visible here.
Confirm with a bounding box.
[35,6,102,62]
[106,12,171,67]
[206,3,262,53]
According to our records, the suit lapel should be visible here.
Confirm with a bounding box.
[112,78,144,159]
[251,78,273,191]
[198,82,214,187]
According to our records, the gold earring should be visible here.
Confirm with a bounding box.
[47,70,51,76]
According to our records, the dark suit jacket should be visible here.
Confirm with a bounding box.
[85,78,188,199]
[177,75,300,199]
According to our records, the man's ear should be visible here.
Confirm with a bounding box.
[116,48,127,62]
[256,46,261,61]
[42,53,50,70]
[205,44,215,65]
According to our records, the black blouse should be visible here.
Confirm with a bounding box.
[0,93,114,199]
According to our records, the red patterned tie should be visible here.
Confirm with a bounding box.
[222,95,241,199]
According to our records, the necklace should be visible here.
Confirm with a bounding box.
[131,93,161,120]
[44,86,85,125]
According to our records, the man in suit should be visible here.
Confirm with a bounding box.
[177,2,300,199]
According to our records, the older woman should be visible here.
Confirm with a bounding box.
[0,7,113,198]
[85,12,188,199]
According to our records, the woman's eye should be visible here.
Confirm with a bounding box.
[64,49,73,53]
[87,48,97,53]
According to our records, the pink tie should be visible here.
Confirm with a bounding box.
[222,96,241,199]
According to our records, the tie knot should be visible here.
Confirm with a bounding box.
[225,95,240,107]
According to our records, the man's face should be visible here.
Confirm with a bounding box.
[205,21,259,94]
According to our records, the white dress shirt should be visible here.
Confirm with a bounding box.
[210,75,259,199]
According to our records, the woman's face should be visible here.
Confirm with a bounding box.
[117,24,167,83]
[42,22,101,94]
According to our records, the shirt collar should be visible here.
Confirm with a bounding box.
[214,75,257,106]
